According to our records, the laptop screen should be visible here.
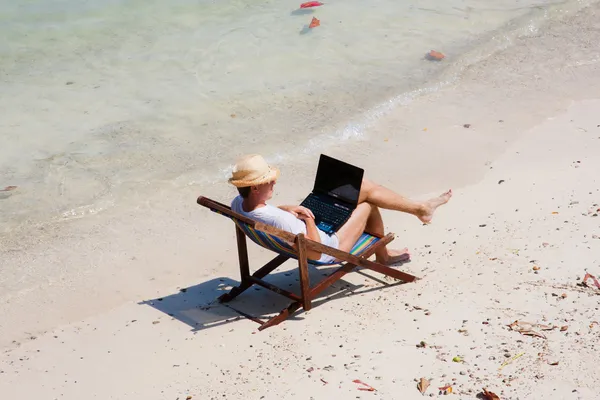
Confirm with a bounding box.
[313,154,364,206]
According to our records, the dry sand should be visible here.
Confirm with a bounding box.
[1,4,600,400]
[2,99,599,399]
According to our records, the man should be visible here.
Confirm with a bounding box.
[230,154,452,264]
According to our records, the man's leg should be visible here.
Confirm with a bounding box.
[336,203,371,254]
[337,203,409,265]
[358,179,452,224]
[364,204,410,264]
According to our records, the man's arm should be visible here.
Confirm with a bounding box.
[278,205,315,219]
[296,213,322,260]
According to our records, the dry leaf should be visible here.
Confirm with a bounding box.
[549,361,559,366]
[507,320,547,339]
[552,211,559,214]
[439,385,452,394]
[533,266,540,271]
[353,379,376,392]
[417,377,430,394]
[560,325,568,331]
[499,352,525,370]
[521,330,546,338]
[482,388,501,400]
[583,273,600,289]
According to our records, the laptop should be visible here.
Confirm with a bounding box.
[300,154,364,234]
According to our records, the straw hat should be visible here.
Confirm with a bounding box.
[228,154,280,188]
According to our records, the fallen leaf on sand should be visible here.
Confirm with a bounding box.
[482,388,501,400]
[507,320,546,339]
[417,377,430,394]
[560,325,568,331]
[499,352,524,370]
[590,321,599,329]
[533,266,540,271]
[549,361,559,366]
[152,320,160,324]
[452,356,462,363]
[320,378,328,385]
[552,211,559,214]
[582,273,600,289]
[538,324,554,331]
[426,50,445,61]
[353,379,376,391]
[439,385,453,394]
[309,17,320,28]
[300,1,324,8]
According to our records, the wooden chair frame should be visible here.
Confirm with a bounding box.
[198,196,418,331]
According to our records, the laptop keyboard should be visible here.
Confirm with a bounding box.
[301,196,351,225]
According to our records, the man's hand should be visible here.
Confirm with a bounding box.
[279,205,315,220]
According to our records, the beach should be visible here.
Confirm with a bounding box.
[1,0,600,399]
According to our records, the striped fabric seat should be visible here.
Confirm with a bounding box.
[231,219,379,265]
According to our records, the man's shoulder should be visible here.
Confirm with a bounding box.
[230,195,243,210]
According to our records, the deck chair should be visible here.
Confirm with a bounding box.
[198,196,418,331]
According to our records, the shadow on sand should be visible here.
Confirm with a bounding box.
[140,264,407,332]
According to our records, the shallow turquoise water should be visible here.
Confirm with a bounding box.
[0,0,582,232]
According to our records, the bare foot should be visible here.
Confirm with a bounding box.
[419,189,452,224]
[377,247,411,265]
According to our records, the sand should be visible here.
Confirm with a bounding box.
[1,4,600,400]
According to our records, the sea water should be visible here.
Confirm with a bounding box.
[0,0,591,236]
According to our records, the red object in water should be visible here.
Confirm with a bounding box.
[309,17,320,28]
[428,50,445,60]
[300,1,324,8]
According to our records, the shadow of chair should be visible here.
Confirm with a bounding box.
[140,263,407,332]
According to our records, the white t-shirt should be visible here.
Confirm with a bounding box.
[231,196,338,263]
